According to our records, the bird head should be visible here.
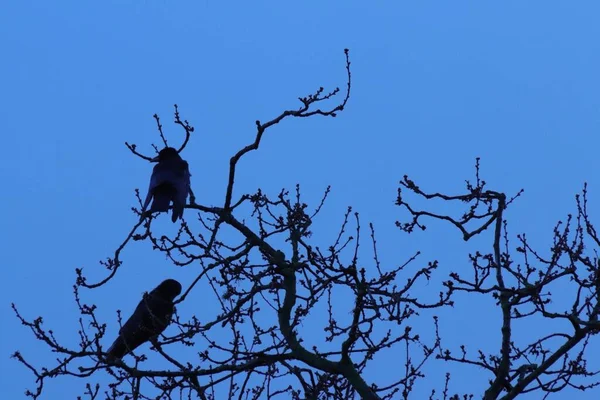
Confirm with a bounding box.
[153,279,183,300]
[151,147,181,163]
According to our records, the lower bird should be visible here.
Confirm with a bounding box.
[107,279,182,359]
[143,147,191,222]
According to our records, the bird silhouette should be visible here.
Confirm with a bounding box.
[107,279,182,359]
[143,147,191,222]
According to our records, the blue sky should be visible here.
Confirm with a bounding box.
[2,1,600,399]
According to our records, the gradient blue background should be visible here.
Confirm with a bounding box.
[2,1,599,399]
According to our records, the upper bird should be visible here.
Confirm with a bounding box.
[143,147,191,222]
[107,279,182,359]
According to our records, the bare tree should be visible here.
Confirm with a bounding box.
[12,49,600,400]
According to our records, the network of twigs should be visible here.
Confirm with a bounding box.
[12,49,600,400]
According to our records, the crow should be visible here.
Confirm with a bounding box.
[143,147,191,222]
[107,279,182,359]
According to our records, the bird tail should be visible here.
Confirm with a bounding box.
[107,337,127,359]
[171,201,184,222]
[170,186,188,222]
[150,185,176,213]
[150,193,172,213]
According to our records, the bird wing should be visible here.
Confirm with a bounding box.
[171,161,191,221]
[176,160,191,198]
[108,293,174,358]
[143,163,161,211]
[143,161,180,210]
[108,298,153,357]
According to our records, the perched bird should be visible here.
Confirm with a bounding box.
[107,279,182,359]
[143,147,191,222]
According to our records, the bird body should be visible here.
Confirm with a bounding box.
[143,147,191,222]
[107,279,182,359]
